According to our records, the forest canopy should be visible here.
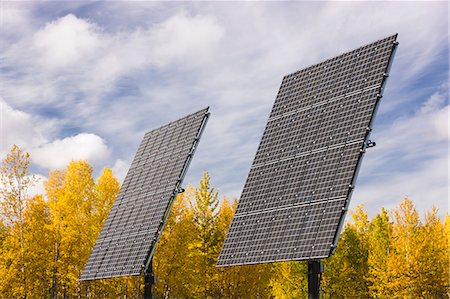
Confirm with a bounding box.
[0,145,448,298]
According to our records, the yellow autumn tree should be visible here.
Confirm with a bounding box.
[154,176,274,298]
[269,261,307,298]
[45,162,121,298]
[0,145,36,298]
[383,198,450,298]
[51,161,96,297]
[367,207,393,297]
[216,198,274,298]
[44,169,66,299]
[386,197,421,298]
[322,205,370,298]
[446,213,450,260]
[2,145,449,298]
[82,167,128,298]
[93,167,120,225]
[153,186,199,298]
[0,219,6,293]
[0,217,26,298]
[22,195,53,297]
[190,172,222,298]
[414,207,448,297]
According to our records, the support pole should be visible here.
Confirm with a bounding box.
[308,260,324,299]
[143,259,154,299]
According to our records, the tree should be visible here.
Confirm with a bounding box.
[45,169,66,299]
[367,208,393,298]
[45,162,120,298]
[93,168,120,224]
[216,198,274,299]
[322,205,370,298]
[0,217,25,298]
[386,197,421,298]
[216,198,235,239]
[53,161,96,297]
[269,261,307,298]
[22,195,53,298]
[82,167,123,298]
[191,172,221,298]
[2,148,449,298]
[414,207,448,297]
[154,176,274,299]
[0,145,35,298]
[153,187,199,298]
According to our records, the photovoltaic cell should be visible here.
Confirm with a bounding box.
[217,35,398,266]
[80,108,209,280]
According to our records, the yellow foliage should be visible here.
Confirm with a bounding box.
[42,161,121,298]
[269,261,307,298]
[386,197,422,298]
[1,146,448,298]
[367,207,393,297]
[414,208,449,297]
[0,145,36,298]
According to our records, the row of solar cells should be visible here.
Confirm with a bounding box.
[81,232,152,279]
[217,199,346,266]
[254,88,379,165]
[239,142,361,214]
[270,35,394,118]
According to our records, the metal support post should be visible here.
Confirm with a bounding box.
[143,259,154,299]
[308,260,324,299]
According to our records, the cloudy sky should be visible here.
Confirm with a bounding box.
[1,2,448,218]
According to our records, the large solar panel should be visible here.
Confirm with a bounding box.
[80,108,209,280]
[217,35,398,266]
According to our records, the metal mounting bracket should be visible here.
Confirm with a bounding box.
[365,140,376,148]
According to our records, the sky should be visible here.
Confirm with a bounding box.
[1,1,448,219]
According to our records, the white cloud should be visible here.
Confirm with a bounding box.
[0,2,447,219]
[84,12,223,91]
[430,104,449,141]
[352,90,449,218]
[0,99,111,173]
[352,154,448,219]
[374,90,448,157]
[2,11,225,110]
[0,99,53,156]
[420,92,446,114]
[111,159,129,184]
[33,14,100,70]
[27,174,47,198]
[150,12,224,67]
[0,174,46,207]
[0,2,32,39]
[31,133,110,169]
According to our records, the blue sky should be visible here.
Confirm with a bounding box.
[1,2,448,218]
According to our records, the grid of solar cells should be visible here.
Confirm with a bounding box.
[80,108,209,280]
[218,35,397,266]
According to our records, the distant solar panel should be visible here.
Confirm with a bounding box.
[80,108,209,280]
[218,35,398,266]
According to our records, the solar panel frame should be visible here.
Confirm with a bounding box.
[330,37,399,254]
[80,108,209,280]
[217,35,398,267]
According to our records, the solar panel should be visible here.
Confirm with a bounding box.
[80,108,209,280]
[217,35,398,266]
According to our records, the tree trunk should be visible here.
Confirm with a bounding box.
[51,240,60,299]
